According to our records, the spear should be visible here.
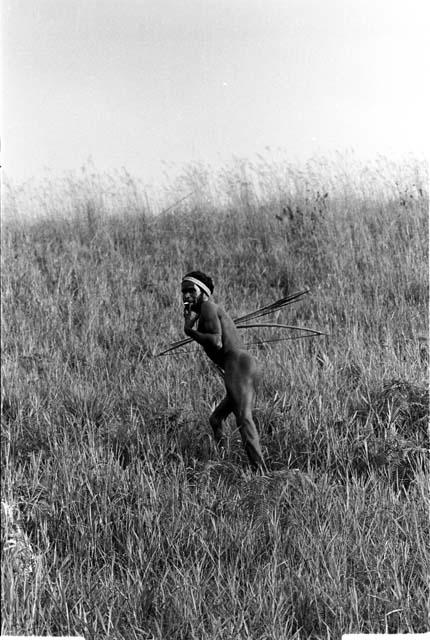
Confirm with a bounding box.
[233,289,309,324]
[236,323,327,335]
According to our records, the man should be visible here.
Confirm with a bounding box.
[181,270,267,472]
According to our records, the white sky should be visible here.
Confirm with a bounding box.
[2,0,429,184]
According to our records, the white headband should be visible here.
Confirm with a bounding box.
[182,276,212,297]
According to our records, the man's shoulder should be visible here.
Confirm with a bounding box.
[200,299,219,316]
[201,300,234,322]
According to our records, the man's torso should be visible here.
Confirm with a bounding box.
[197,301,244,367]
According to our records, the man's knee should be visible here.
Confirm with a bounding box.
[237,411,262,443]
[236,410,256,431]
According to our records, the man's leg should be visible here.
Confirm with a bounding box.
[209,395,233,454]
[226,355,267,472]
[235,393,267,472]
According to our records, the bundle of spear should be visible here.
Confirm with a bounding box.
[155,288,326,357]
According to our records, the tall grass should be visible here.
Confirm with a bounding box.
[1,154,429,639]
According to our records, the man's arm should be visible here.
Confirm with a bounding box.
[184,303,222,350]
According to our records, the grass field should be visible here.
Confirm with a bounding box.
[1,155,429,639]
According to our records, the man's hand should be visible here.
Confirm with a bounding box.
[183,304,198,333]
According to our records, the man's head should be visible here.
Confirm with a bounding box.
[181,270,214,309]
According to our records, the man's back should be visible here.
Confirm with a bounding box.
[197,300,244,367]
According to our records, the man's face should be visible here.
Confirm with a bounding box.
[181,282,202,310]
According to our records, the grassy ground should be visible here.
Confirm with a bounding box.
[1,156,429,639]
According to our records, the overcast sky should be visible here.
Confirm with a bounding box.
[2,0,429,184]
